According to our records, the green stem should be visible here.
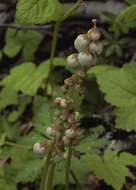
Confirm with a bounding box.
[39,142,55,190]
[4,141,31,150]
[46,163,56,190]
[70,170,83,190]
[65,146,72,190]
[61,0,81,22]
[45,21,60,94]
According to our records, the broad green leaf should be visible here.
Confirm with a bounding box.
[0,117,20,140]
[0,179,17,190]
[4,29,43,61]
[87,65,117,76]
[71,157,88,183]
[0,61,50,96]
[115,4,136,32]
[15,0,63,24]
[14,158,45,183]
[95,68,136,107]
[33,103,52,134]
[115,106,136,130]
[76,136,109,154]
[83,151,136,190]
[44,57,66,67]
[0,87,18,110]
[8,96,30,122]
[17,131,45,146]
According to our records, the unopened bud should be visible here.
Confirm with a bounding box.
[67,54,79,68]
[33,142,48,155]
[74,34,89,52]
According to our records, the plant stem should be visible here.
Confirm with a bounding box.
[39,142,55,190]
[65,146,72,190]
[46,163,56,190]
[4,141,31,150]
[45,21,60,95]
[70,170,83,190]
[61,0,81,21]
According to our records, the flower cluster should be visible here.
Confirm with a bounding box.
[67,19,103,68]
[33,20,102,164]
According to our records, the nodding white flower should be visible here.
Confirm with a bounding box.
[89,42,103,55]
[53,154,64,163]
[78,51,94,66]
[74,34,89,52]
[55,97,62,105]
[87,27,101,41]
[60,99,67,108]
[65,128,76,138]
[67,54,79,68]
[46,127,60,138]
[63,136,71,145]
[33,142,48,155]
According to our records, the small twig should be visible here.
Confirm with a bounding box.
[39,141,55,190]
[0,23,52,30]
[4,141,31,149]
[46,163,56,190]
[65,146,72,190]
[44,20,60,95]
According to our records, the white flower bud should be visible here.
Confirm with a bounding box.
[46,127,54,136]
[74,34,89,52]
[65,129,76,138]
[33,142,48,155]
[63,136,71,145]
[60,99,67,108]
[67,54,79,68]
[87,27,101,41]
[89,42,103,55]
[78,51,94,66]
[46,127,60,138]
[53,154,64,163]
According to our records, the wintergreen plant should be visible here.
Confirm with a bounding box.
[32,19,104,190]
[0,1,136,190]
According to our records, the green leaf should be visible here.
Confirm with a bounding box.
[87,65,117,76]
[33,103,52,134]
[4,29,43,61]
[95,68,136,107]
[17,131,45,146]
[0,61,50,96]
[76,136,109,154]
[0,179,17,190]
[0,87,18,110]
[8,96,30,122]
[44,57,66,67]
[71,157,89,183]
[115,106,136,130]
[15,0,63,24]
[115,4,136,32]
[83,151,136,190]
[14,158,45,183]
